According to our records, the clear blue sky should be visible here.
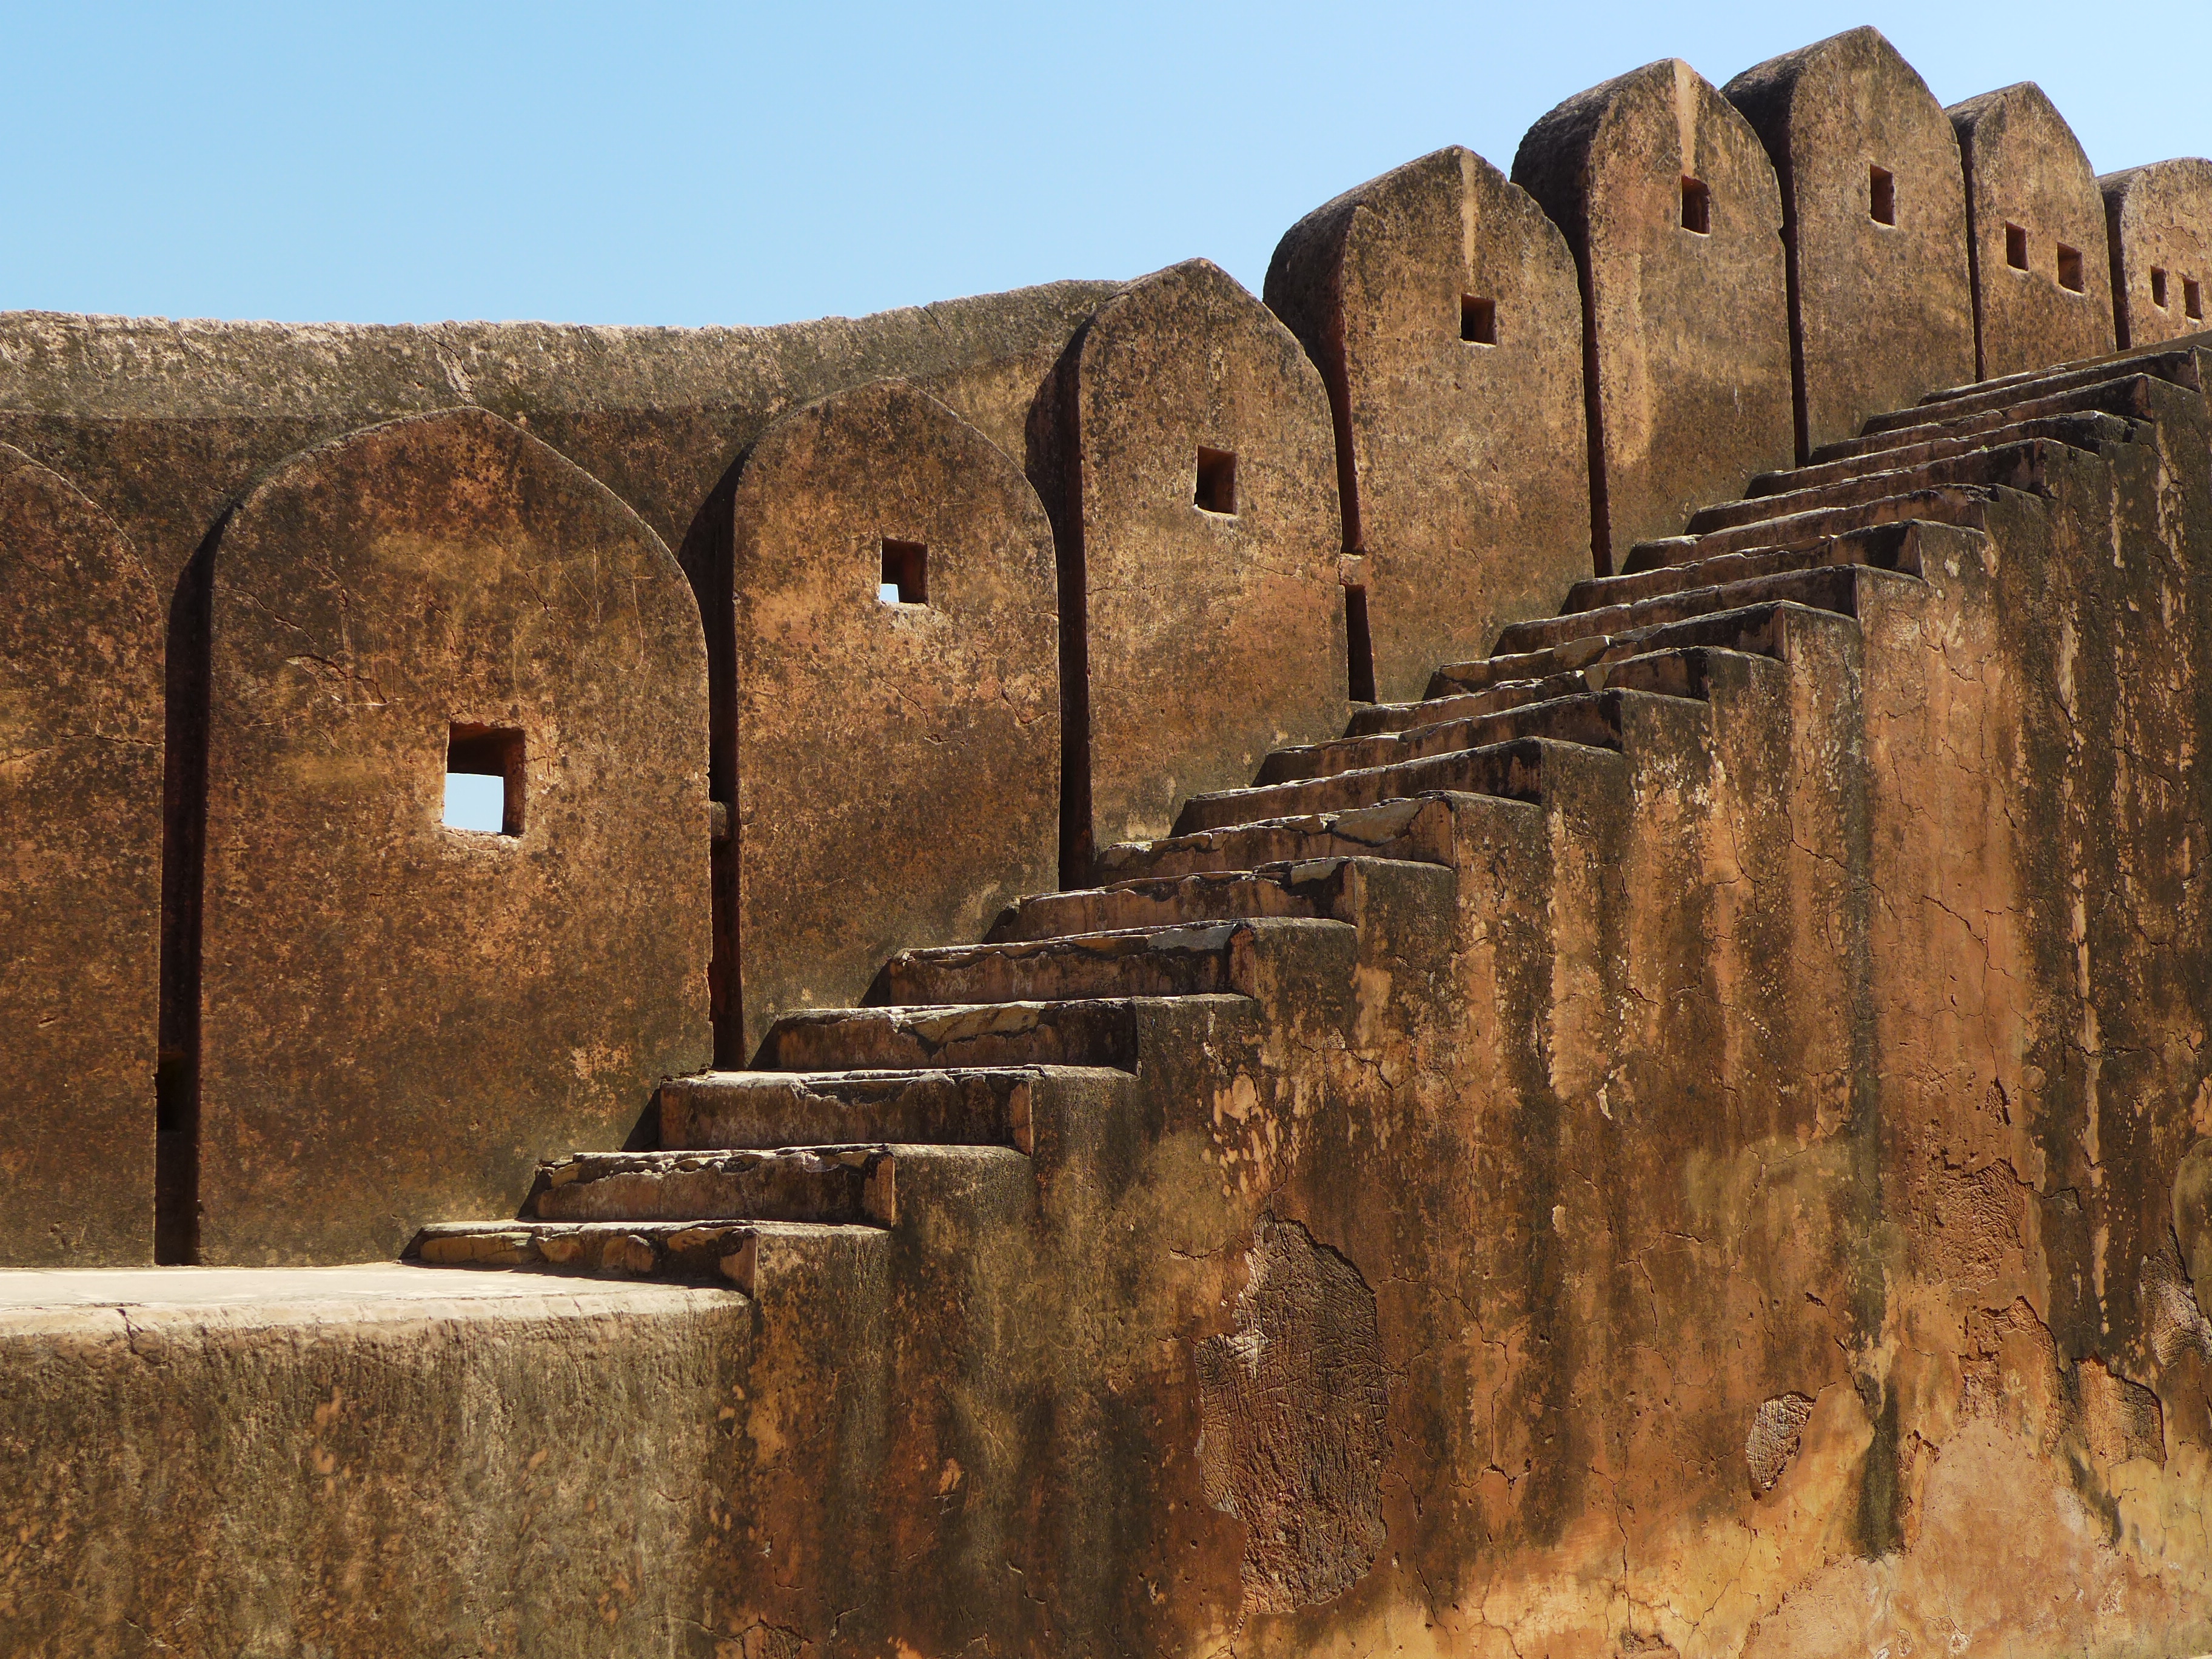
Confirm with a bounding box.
[4,2,2206,329]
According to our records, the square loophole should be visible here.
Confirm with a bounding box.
[1460,293,1497,345]
[1869,164,1896,226]
[2151,267,2170,308]
[2057,243,2085,293]
[2005,223,2029,271]
[2187,277,2205,321]
[1680,175,1711,235]
[445,723,523,836]
[879,538,927,605]
[1195,447,1237,515]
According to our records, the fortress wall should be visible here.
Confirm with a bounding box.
[2102,158,2212,348]
[1949,83,2117,380]
[715,383,1061,1062]
[192,411,711,1265]
[1265,145,1592,704]
[1514,58,1796,568]
[0,449,164,1267]
[1027,259,1347,876]
[1726,27,1977,458]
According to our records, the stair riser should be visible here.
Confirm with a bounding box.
[1564,523,1919,614]
[875,927,1253,1005]
[1262,693,1614,785]
[762,1002,1145,1072]
[1174,740,1547,836]
[1496,567,1865,657]
[1754,414,2130,497]
[1346,669,1592,737]
[1621,488,1990,573]
[1685,443,2049,534]
[1094,797,1456,885]
[535,1158,890,1226]
[990,871,1333,942]
[1863,347,2199,434]
[1813,376,2157,463]
[662,1071,1032,1152]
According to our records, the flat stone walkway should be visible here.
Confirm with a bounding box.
[0,1262,734,1323]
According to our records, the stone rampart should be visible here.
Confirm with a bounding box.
[6,28,2212,1658]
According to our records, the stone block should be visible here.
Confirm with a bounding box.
[1031,259,1346,871]
[1265,146,1592,704]
[0,447,164,1265]
[2100,158,2212,349]
[1726,27,1977,456]
[195,409,711,1265]
[717,381,1059,1061]
[1948,82,2116,380]
[1514,59,1794,566]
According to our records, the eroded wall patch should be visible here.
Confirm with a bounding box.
[1193,1215,1387,1614]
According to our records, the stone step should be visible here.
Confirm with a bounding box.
[659,1066,1067,1153]
[529,1145,897,1226]
[1861,341,2203,435]
[1426,599,1803,697]
[1620,485,1991,574]
[1684,440,2055,534]
[1750,412,2134,498]
[1173,734,1558,837]
[408,1218,877,1290]
[1344,667,1594,738]
[760,997,1178,1073]
[1094,795,1460,886]
[991,860,1352,942]
[1259,686,1643,786]
[1492,565,1869,657]
[1811,374,2168,464]
[871,917,1350,1006]
[1563,522,1920,616]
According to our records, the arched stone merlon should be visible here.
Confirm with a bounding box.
[1030,259,1346,875]
[1947,83,2116,380]
[2100,158,2212,349]
[197,409,711,1265]
[0,446,163,1266]
[1513,59,1794,568]
[1726,28,1976,458]
[1265,146,1592,705]
[721,382,1060,1062]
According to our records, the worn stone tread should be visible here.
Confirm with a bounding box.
[1257,688,1640,786]
[1750,412,2134,498]
[1426,599,1809,696]
[1684,437,2061,534]
[1344,668,1596,737]
[1619,485,1992,573]
[1810,372,2172,464]
[1492,564,1875,657]
[529,1145,897,1226]
[659,1065,1108,1153]
[407,1217,880,1289]
[1863,339,2203,432]
[1564,521,1923,615]
[759,996,1233,1073]
[1094,795,1465,885]
[872,917,1353,1006]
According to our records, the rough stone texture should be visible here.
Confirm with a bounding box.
[713,382,1059,1061]
[0,1249,887,1657]
[195,409,711,1264]
[1030,259,1346,875]
[0,449,163,1267]
[1726,27,1976,457]
[1264,146,1592,703]
[0,283,1119,594]
[1948,83,2117,380]
[2101,158,2212,348]
[1514,58,1795,566]
[1193,1216,1387,1615]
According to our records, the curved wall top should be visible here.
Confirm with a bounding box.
[1948,82,2117,380]
[1266,145,1592,702]
[722,380,1060,1061]
[2100,158,2212,349]
[1034,258,1346,872]
[196,407,711,1264]
[1515,58,1795,565]
[1726,27,1976,457]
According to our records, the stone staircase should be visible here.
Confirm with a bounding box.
[408,333,2208,1310]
